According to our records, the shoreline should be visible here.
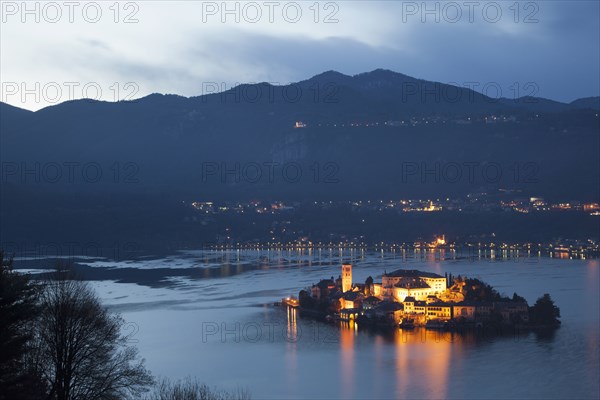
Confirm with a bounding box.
[279,303,561,335]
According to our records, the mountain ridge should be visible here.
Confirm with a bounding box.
[2,69,599,113]
[1,69,598,202]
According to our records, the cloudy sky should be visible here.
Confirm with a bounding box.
[1,0,598,110]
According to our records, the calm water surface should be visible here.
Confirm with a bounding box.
[20,249,599,399]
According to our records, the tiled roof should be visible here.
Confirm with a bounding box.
[342,291,363,301]
[375,301,403,312]
[394,279,431,289]
[426,301,452,307]
[364,296,382,303]
[383,269,444,279]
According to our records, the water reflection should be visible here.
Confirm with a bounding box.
[287,306,298,342]
[286,306,298,388]
[340,321,356,398]
[15,247,593,290]
[394,329,452,399]
[82,252,597,399]
[331,322,546,399]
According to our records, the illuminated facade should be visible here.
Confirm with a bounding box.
[381,269,447,301]
[373,283,383,297]
[342,263,353,293]
[426,302,453,320]
[327,264,528,325]
[340,291,363,309]
[453,303,476,320]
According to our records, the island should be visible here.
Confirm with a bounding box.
[280,263,561,331]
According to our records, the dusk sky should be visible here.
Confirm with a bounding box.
[1,0,599,110]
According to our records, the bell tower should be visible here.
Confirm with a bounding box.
[342,263,352,293]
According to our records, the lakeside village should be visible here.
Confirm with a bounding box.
[280,264,561,330]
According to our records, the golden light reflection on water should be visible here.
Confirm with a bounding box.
[394,329,455,399]
[336,323,480,399]
[340,320,358,398]
[200,250,598,398]
[285,306,298,387]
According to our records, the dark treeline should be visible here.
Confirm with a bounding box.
[2,191,597,255]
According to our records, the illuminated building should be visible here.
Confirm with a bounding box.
[453,302,476,320]
[427,235,447,248]
[326,264,530,326]
[341,291,363,309]
[381,269,447,301]
[424,201,441,212]
[425,302,453,320]
[311,279,335,300]
[342,263,353,293]
[362,296,382,309]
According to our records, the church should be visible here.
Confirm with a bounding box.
[340,263,447,302]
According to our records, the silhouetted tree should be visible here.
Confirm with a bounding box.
[529,293,561,326]
[0,251,46,400]
[364,276,373,296]
[461,278,503,302]
[146,377,250,400]
[298,289,315,309]
[512,292,527,303]
[31,267,153,400]
[318,284,330,300]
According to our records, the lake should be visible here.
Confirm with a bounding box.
[16,249,600,399]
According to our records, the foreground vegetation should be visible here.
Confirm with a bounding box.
[0,251,250,400]
[146,377,251,400]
